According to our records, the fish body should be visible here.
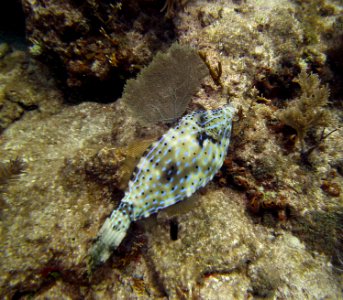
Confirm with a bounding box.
[89,105,236,267]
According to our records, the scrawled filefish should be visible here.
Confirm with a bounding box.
[89,104,236,268]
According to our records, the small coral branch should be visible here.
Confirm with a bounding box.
[0,158,26,187]
[277,69,333,164]
[0,158,26,210]
[300,128,339,166]
[198,51,223,88]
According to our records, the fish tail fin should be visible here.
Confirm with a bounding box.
[88,208,131,270]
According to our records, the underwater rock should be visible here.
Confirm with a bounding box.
[143,190,342,299]
[0,101,119,297]
[248,233,341,299]
[143,190,260,298]
[0,48,63,132]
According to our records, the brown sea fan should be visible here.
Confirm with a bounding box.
[122,43,208,125]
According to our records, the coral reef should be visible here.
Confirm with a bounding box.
[0,0,342,298]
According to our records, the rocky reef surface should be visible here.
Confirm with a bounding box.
[22,0,176,101]
[0,0,342,299]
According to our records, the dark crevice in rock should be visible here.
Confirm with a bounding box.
[0,0,26,41]
[169,218,179,241]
